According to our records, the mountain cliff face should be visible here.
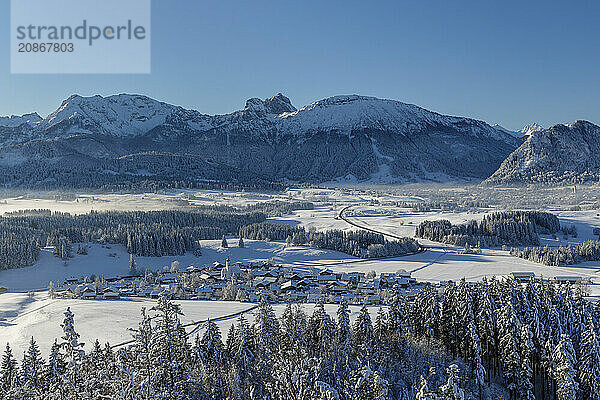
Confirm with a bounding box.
[485,121,600,184]
[0,93,521,187]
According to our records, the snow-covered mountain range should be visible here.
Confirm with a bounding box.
[485,121,600,184]
[0,93,528,187]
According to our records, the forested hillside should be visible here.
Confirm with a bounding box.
[486,121,600,184]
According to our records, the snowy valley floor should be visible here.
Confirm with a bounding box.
[1,187,600,354]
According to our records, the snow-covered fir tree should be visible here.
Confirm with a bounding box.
[59,307,86,393]
[578,318,600,399]
[552,334,578,400]
[498,300,521,399]
[21,336,45,395]
[47,281,56,300]
[149,296,192,397]
[468,323,486,400]
[198,318,226,398]
[45,339,65,394]
[518,324,535,400]
[128,254,137,276]
[353,304,376,362]
[1,343,18,394]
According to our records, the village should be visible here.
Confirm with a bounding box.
[49,255,592,305]
[51,256,427,304]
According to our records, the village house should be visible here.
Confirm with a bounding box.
[81,286,97,299]
[553,276,589,284]
[103,287,120,300]
[510,272,536,283]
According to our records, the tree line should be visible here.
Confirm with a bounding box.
[510,240,600,266]
[415,211,562,247]
[239,222,420,258]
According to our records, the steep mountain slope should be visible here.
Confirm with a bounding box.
[0,93,522,187]
[485,121,600,184]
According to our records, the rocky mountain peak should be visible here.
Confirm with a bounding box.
[244,93,296,115]
[519,123,544,136]
[265,93,296,114]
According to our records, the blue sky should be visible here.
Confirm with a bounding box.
[1,0,598,130]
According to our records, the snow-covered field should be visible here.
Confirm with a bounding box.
[0,292,251,355]
[0,292,380,357]
[0,187,420,216]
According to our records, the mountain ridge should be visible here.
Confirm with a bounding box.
[0,93,525,187]
[2,92,521,141]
